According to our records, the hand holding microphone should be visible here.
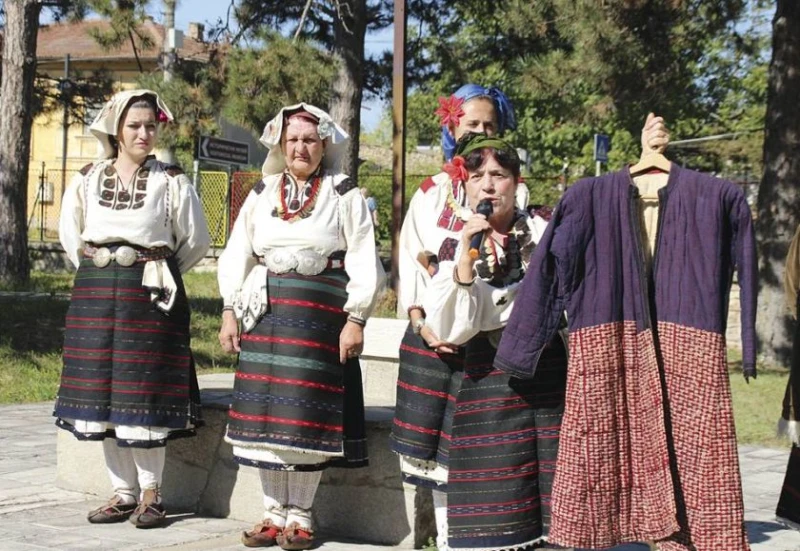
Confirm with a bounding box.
[468,199,494,259]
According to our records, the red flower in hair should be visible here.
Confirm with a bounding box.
[443,155,468,183]
[157,110,169,123]
[435,95,465,129]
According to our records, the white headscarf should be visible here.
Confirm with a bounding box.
[259,102,348,178]
[89,89,174,159]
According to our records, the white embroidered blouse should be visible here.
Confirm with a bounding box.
[59,158,211,273]
[398,172,469,314]
[217,171,384,320]
[423,214,548,346]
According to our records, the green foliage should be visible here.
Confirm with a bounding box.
[222,32,337,134]
[230,0,392,97]
[401,0,770,183]
[358,150,442,247]
[360,108,392,147]
[85,0,153,71]
[137,72,221,170]
[358,170,393,244]
[407,88,445,148]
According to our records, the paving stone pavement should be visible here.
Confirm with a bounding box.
[1,402,799,551]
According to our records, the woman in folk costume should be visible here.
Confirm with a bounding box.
[390,84,519,549]
[777,224,800,529]
[217,103,384,550]
[56,89,211,528]
[415,132,567,551]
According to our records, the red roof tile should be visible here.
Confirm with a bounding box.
[36,18,209,62]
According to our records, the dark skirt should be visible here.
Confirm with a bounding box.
[778,303,800,529]
[447,334,567,550]
[53,256,201,446]
[390,323,465,466]
[226,268,367,471]
[393,324,568,549]
[777,445,800,528]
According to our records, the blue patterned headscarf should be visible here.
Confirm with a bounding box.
[441,84,516,161]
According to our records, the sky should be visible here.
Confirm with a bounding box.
[170,2,390,132]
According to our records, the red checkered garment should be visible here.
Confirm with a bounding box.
[549,322,679,549]
[655,322,749,551]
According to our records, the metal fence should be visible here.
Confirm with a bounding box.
[195,171,229,248]
[229,172,262,235]
[27,166,78,243]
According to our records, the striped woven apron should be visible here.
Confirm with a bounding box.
[226,267,367,470]
[54,255,200,439]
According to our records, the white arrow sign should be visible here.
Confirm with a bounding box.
[197,135,250,165]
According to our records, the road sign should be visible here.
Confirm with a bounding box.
[198,135,249,166]
[594,134,611,162]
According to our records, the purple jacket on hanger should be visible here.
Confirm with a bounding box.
[495,164,755,550]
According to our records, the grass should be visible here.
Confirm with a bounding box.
[727,348,790,448]
[0,270,795,450]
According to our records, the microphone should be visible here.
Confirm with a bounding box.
[468,199,493,259]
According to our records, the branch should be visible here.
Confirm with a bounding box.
[128,28,143,72]
[294,0,314,41]
[333,0,353,35]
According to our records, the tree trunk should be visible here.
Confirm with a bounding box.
[329,0,367,183]
[0,0,41,288]
[755,0,800,366]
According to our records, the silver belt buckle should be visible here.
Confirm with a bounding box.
[115,246,138,267]
[92,247,112,268]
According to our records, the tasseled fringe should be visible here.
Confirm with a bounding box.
[448,536,547,551]
[777,418,800,446]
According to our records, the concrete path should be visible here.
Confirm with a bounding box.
[1,402,799,551]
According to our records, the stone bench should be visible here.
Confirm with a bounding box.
[54,319,436,548]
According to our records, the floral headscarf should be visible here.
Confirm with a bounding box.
[440,84,516,161]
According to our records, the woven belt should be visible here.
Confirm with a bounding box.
[84,244,173,268]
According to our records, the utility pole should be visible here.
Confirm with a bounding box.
[162,0,177,83]
[391,0,408,297]
[59,54,72,197]
[161,0,179,163]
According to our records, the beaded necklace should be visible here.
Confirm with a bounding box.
[475,213,531,286]
[441,179,471,225]
[273,168,323,222]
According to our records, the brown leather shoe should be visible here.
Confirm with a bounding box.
[129,488,166,529]
[277,522,314,550]
[87,495,137,524]
[242,520,282,548]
